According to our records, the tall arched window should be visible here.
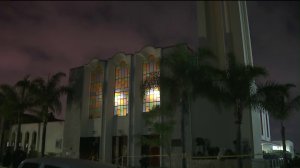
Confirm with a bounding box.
[11,132,16,147]
[266,113,270,138]
[143,55,160,112]
[19,133,22,147]
[114,61,130,116]
[89,65,103,118]
[24,132,29,152]
[260,110,264,136]
[31,132,37,151]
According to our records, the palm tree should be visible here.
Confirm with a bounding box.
[0,90,6,157]
[212,53,268,168]
[142,45,217,168]
[138,105,175,168]
[257,83,300,168]
[31,72,70,157]
[15,76,35,149]
[0,85,20,150]
[0,89,18,159]
[0,76,34,151]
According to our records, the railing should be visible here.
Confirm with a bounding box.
[267,159,284,168]
[115,154,253,168]
[114,154,285,168]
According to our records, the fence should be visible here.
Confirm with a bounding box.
[115,154,284,168]
[267,159,284,168]
[116,154,252,168]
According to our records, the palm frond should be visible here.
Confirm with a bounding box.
[141,72,160,97]
[30,73,69,120]
[48,72,66,89]
[194,48,217,67]
[0,85,19,117]
[32,77,46,92]
[256,82,295,101]
[227,52,237,70]
[287,95,300,112]
[244,66,268,79]
[257,81,298,120]
[15,75,31,88]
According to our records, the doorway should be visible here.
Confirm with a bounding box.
[141,135,160,167]
[79,137,100,161]
[112,136,128,165]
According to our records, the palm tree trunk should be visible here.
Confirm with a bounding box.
[236,123,242,168]
[0,118,5,161]
[16,84,26,151]
[168,145,172,168]
[181,97,188,168]
[37,122,41,152]
[15,110,21,151]
[235,102,243,168]
[41,109,49,157]
[41,117,47,157]
[281,121,288,168]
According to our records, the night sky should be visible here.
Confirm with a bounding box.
[0,2,299,151]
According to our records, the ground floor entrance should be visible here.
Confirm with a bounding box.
[141,135,160,167]
[79,137,100,161]
[112,135,128,165]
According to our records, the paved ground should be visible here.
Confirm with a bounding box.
[0,165,12,168]
[0,163,10,168]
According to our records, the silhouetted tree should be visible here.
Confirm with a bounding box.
[0,76,34,151]
[31,72,70,157]
[258,83,300,168]
[142,44,217,168]
[211,53,268,168]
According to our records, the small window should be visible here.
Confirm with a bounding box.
[45,165,63,168]
[55,139,62,149]
[21,162,40,168]
[171,139,182,147]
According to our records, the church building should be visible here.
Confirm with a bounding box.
[62,2,270,168]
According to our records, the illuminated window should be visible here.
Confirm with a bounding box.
[114,62,129,116]
[143,56,160,112]
[272,146,283,151]
[89,65,103,118]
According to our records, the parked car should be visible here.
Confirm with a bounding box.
[17,157,118,168]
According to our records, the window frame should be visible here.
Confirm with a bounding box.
[114,62,130,117]
[88,65,103,119]
[142,57,160,112]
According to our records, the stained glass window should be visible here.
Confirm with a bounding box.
[89,65,103,118]
[114,62,130,116]
[143,56,160,112]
